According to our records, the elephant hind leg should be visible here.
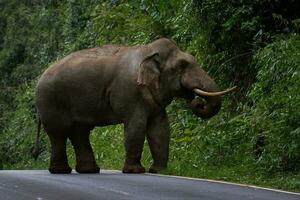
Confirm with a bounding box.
[69,125,100,174]
[48,134,72,174]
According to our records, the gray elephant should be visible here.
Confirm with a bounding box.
[33,38,235,174]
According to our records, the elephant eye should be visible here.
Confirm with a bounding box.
[178,59,189,70]
[179,64,187,70]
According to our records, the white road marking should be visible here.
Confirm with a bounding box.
[101,169,121,173]
[96,185,130,196]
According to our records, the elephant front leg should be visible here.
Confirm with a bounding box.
[147,112,170,173]
[122,119,147,173]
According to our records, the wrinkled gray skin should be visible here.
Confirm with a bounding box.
[36,38,222,174]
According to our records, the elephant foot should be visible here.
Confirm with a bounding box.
[75,165,100,174]
[148,165,166,174]
[49,165,72,174]
[122,165,145,173]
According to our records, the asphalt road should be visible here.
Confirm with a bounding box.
[0,170,299,200]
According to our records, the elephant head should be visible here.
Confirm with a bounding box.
[137,38,236,119]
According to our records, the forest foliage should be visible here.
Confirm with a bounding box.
[0,0,299,191]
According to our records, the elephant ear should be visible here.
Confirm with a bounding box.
[137,52,161,89]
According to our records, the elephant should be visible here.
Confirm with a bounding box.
[32,38,236,174]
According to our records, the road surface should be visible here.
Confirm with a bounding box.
[0,170,299,200]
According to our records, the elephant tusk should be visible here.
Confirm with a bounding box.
[193,86,237,97]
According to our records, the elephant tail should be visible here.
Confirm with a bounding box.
[31,116,41,160]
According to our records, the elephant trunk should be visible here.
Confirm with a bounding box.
[189,95,221,119]
[182,67,236,119]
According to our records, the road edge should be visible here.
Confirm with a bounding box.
[102,169,300,196]
[143,172,300,196]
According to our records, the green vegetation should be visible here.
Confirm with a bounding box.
[0,0,299,192]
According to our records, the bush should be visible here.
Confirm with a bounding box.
[0,81,49,169]
[248,35,300,172]
[193,0,300,89]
